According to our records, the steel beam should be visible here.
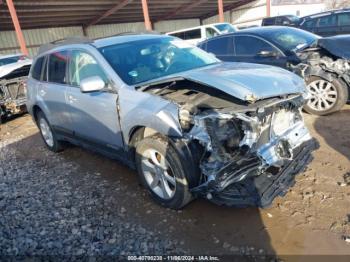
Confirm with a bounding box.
[218,0,224,23]
[86,0,133,27]
[5,0,28,56]
[141,0,152,30]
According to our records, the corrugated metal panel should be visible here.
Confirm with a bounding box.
[0,26,84,57]
[154,19,200,33]
[203,0,267,26]
[86,22,146,39]
[203,11,231,25]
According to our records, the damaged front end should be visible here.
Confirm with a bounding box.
[185,96,314,207]
[141,79,316,207]
[0,65,30,122]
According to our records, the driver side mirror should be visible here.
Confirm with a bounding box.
[257,50,279,58]
[80,76,105,93]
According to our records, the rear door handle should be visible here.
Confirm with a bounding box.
[68,95,77,103]
[39,89,46,97]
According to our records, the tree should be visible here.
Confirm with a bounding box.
[326,0,350,9]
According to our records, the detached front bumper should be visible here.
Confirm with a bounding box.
[192,139,317,207]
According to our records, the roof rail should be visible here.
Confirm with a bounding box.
[93,30,160,40]
[38,37,93,55]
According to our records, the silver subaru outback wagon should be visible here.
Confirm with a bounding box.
[26,34,315,209]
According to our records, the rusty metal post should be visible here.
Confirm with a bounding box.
[266,0,271,17]
[141,0,152,31]
[6,0,28,56]
[218,0,224,23]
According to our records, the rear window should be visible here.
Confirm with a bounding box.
[338,12,350,26]
[48,51,68,84]
[31,57,44,80]
[263,18,275,26]
[170,32,185,39]
[0,56,20,66]
[184,29,201,40]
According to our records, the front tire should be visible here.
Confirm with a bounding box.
[135,135,193,209]
[36,111,64,152]
[304,76,348,115]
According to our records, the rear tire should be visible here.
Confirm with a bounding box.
[135,135,193,209]
[304,76,348,115]
[36,111,64,152]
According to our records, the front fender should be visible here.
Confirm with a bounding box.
[119,88,183,143]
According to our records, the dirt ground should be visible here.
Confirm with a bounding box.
[0,105,349,259]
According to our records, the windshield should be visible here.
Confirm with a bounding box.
[286,15,300,23]
[265,28,320,51]
[214,23,236,33]
[99,37,218,85]
[0,56,21,66]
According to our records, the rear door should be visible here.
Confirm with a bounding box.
[233,35,287,68]
[337,11,350,35]
[65,49,123,150]
[315,14,338,36]
[38,51,71,130]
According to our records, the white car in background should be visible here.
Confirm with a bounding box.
[0,54,32,123]
[166,23,237,45]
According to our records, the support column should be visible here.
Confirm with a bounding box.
[218,0,224,23]
[141,0,152,31]
[266,0,271,17]
[6,0,28,56]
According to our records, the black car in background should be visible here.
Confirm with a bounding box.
[262,15,300,26]
[299,8,350,36]
[198,26,350,115]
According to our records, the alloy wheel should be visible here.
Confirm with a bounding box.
[306,79,338,112]
[141,148,176,200]
[39,117,54,147]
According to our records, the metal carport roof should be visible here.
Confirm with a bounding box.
[0,0,255,30]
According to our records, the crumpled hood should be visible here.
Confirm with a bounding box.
[317,35,350,60]
[0,59,32,79]
[179,62,306,101]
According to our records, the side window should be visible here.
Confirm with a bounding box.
[205,27,219,39]
[48,51,68,84]
[303,18,317,29]
[338,13,350,26]
[317,15,337,27]
[31,56,44,80]
[263,18,275,26]
[184,29,201,40]
[68,50,108,87]
[206,37,234,56]
[234,36,275,56]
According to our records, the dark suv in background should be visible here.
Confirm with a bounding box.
[299,8,350,36]
[262,15,300,26]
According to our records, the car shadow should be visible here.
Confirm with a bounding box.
[313,109,350,160]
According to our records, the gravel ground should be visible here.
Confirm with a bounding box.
[0,106,350,259]
[0,134,184,257]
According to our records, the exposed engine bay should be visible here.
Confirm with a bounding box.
[0,65,30,123]
[139,79,316,207]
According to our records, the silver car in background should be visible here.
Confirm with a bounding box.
[26,34,315,209]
